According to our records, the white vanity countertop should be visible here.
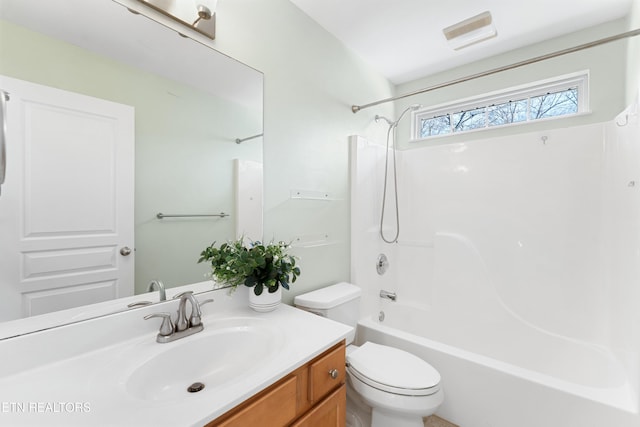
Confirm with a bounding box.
[0,290,352,427]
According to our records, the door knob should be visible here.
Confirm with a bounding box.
[120,246,132,256]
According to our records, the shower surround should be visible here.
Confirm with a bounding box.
[349,106,640,426]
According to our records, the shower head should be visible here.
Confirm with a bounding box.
[395,104,422,125]
[376,104,423,128]
[375,115,394,126]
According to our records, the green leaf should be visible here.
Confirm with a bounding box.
[201,237,300,293]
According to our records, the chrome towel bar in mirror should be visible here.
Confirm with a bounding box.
[156,212,230,219]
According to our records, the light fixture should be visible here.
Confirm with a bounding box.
[443,11,497,51]
[134,0,217,40]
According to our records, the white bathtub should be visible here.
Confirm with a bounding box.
[356,302,640,427]
[349,117,640,427]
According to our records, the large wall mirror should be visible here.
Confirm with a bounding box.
[0,0,263,332]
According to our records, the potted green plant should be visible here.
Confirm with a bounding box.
[198,238,300,311]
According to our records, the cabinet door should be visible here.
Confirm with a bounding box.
[214,376,298,427]
[291,384,346,427]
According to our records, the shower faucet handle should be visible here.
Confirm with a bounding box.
[376,254,389,275]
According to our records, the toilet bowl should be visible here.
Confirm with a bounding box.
[294,283,444,427]
[346,342,443,427]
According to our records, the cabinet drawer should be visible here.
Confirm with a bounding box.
[215,376,297,427]
[308,343,345,403]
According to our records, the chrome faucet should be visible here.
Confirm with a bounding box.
[147,279,166,301]
[144,291,213,343]
[175,291,202,331]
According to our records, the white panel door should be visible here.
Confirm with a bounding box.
[0,75,134,321]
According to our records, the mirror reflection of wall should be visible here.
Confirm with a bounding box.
[0,0,263,322]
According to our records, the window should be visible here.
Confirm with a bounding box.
[413,72,588,140]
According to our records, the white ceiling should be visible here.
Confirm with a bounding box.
[289,0,634,84]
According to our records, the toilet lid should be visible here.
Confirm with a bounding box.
[346,342,440,396]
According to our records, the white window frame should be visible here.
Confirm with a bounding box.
[411,71,589,141]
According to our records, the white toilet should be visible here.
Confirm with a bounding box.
[294,283,443,427]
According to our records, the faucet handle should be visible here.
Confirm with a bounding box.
[127,301,153,308]
[199,298,214,308]
[144,312,174,336]
[173,290,193,299]
[190,298,214,327]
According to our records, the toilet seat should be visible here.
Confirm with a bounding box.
[346,342,440,397]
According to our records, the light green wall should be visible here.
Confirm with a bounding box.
[395,18,629,148]
[0,19,262,294]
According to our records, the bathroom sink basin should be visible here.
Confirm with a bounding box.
[125,318,283,402]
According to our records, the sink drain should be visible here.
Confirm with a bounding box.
[187,382,205,393]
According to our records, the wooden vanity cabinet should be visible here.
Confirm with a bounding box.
[207,341,346,427]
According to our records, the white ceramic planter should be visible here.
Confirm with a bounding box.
[249,287,282,312]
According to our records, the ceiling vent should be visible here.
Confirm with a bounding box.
[443,11,497,50]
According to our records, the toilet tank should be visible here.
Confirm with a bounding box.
[294,283,361,344]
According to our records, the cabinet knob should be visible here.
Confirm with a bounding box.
[329,369,339,379]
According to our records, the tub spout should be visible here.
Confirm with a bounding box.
[380,290,397,301]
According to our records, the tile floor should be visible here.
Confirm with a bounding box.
[424,415,459,427]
